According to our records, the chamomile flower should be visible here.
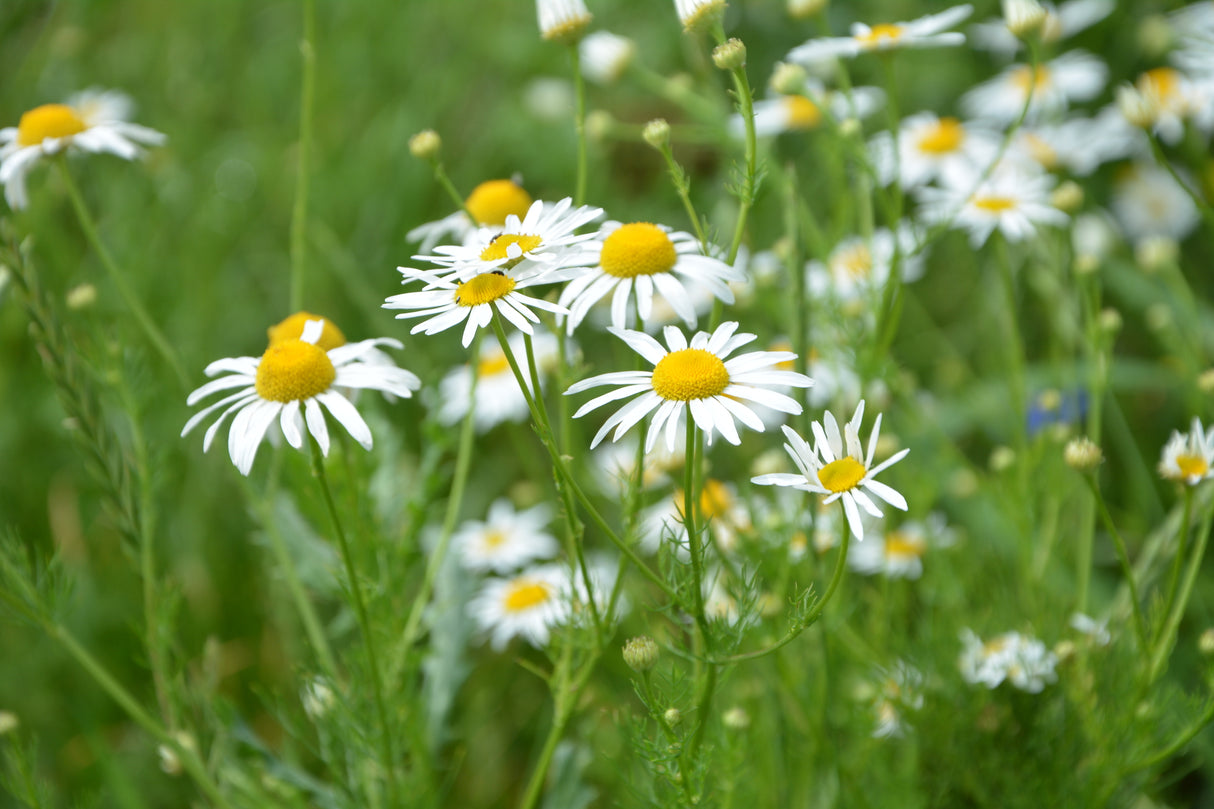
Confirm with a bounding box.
[752,402,908,541]
[385,264,569,348]
[916,168,1068,248]
[591,434,685,497]
[1158,417,1214,485]
[435,330,558,432]
[1008,110,1139,177]
[454,499,559,574]
[959,629,1058,692]
[579,31,636,84]
[970,0,1114,58]
[566,322,813,452]
[787,5,973,65]
[641,479,754,557]
[557,222,745,334]
[736,82,885,137]
[537,0,592,43]
[267,311,347,350]
[867,113,1001,190]
[411,197,603,281]
[182,319,420,475]
[867,661,924,739]
[0,91,165,210]
[1110,161,1200,245]
[806,224,925,302]
[406,178,534,252]
[676,0,727,33]
[847,517,953,579]
[1118,67,1214,144]
[470,564,571,650]
[961,50,1107,123]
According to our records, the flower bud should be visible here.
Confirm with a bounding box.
[769,62,808,96]
[1064,436,1103,472]
[643,118,671,150]
[1136,236,1178,272]
[722,706,750,729]
[989,446,1016,472]
[408,129,441,161]
[157,731,197,777]
[712,38,747,71]
[66,283,97,310]
[586,109,613,142]
[1099,308,1122,337]
[0,712,17,736]
[787,0,827,19]
[1198,369,1214,394]
[1200,628,1214,656]
[664,707,682,727]
[1050,181,1083,213]
[623,636,660,672]
[1002,0,1047,39]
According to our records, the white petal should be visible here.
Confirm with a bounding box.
[305,397,330,455]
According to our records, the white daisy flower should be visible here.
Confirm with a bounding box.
[537,0,592,42]
[752,401,909,541]
[0,92,165,210]
[735,82,886,137]
[970,0,1114,58]
[959,629,1058,693]
[787,5,973,65]
[435,329,558,432]
[406,178,534,253]
[412,197,603,282]
[675,0,727,33]
[454,499,559,574]
[591,434,685,497]
[1110,161,1201,245]
[868,661,924,739]
[470,564,571,650]
[848,518,948,579]
[1118,67,1214,144]
[806,224,925,302]
[1173,27,1214,77]
[181,319,420,475]
[1007,109,1140,177]
[867,113,1001,190]
[916,168,1068,248]
[579,31,636,85]
[961,50,1107,124]
[566,322,813,453]
[384,263,569,348]
[640,478,753,557]
[1158,417,1214,485]
[1069,612,1111,645]
[557,222,745,334]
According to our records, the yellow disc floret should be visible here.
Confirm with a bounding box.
[455,271,517,307]
[477,352,512,377]
[916,117,964,154]
[884,531,926,560]
[858,23,904,46]
[818,456,866,493]
[504,580,553,612]
[255,340,336,403]
[783,95,822,130]
[651,348,730,401]
[480,233,543,265]
[17,104,87,147]
[973,195,1017,213]
[466,180,533,226]
[267,311,347,351]
[600,223,679,279]
[1176,453,1210,479]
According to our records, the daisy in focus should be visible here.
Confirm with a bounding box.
[557,222,745,334]
[435,329,558,432]
[407,178,535,252]
[752,401,909,541]
[470,564,571,650]
[182,319,421,475]
[916,167,1068,248]
[961,51,1107,124]
[1,89,165,209]
[959,629,1058,693]
[1158,417,1214,485]
[566,322,812,452]
[454,499,559,574]
[787,5,972,65]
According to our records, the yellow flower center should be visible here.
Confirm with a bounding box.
[600,223,678,278]
[480,233,543,266]
[832,242,872,279]
[783,95,822,130]
[676,479,733,521]
[1141,67,1180,101]
[858,23,904,45]
[1022,133,1059,169]
[884,531,926,560]
[455,271,516,307]
[465,180,533,226]
[972,195,1017,213]
[477,351,512,377]
[1011,65,1052,94]
[483,529,508,548]
[651,348,730,401]
[817,456,866,493]
[267,311,347,351]
[503,580,553,612]
[255,340,336,403]
[17,103,87,147]
[1176,453,1209,479]
[916,117,965,154]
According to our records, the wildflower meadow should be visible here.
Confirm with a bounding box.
[6,0,1214,806]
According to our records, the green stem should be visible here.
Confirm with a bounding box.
[1146,131,1214,238]
[683,419,717,763]
[431,160,477,222]
[723,62,756,268]
[569,44,589,206]
[289,0,316,313]
[658,142,710,252]
[309,440,398,800]
[1083,475,1149,654]
[56,160,189,391]
[1148,491,1214,684]
[1157,486,1194,642]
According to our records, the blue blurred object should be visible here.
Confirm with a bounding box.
[1027,389,1089,436]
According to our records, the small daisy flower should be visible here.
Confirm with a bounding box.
[435,330,558,432]
[0,91,165,210]
[470,564,571,650]
[1158,417,1214,485]
[867,113,1001,190]
[558,222,745,334]
[787,5,973,65]
[1117,67,1214,144]
[959,629,1058,693]
[267,311,347,350]
[1007,109,1139,177]
[916,168,1068,248]
[537,0,592,43]
[675,0,727,33]
[867,661,924,739]
[591,434,685,497]
[641,478,754,557]
[411,197,603,281]
[849,521,929,579]
[1110,162,1201,245]
[752,401,909,541]
[961,50,1107,124]
[566,322,813,453]
[407,178,534,253]
[385,263,569,348]
[579,31,636,85]
[806,224,925,302]
[182,319,420,475]
[454,499,559,574]
[736,82,886,137]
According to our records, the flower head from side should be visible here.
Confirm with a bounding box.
[1158,417,1214,485]
[788,5,972,64]
[455,499,559,574]
[566,322,813,453]
[182,320,420,475]
[0,90,165,209]
[752,401,908,541]
[407,178,535,253]
[436,330,558,432]
[916,167,1067,248]
[558,222,745,334]
[959,629,1058,692]
[537,0,592,43]
[470,564,571,650]
[675,0,727,33]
